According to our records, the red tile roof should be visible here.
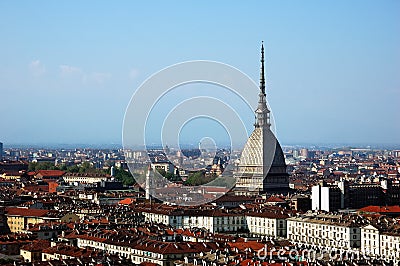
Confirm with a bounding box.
[118,198,135,205]
[214,195,254,202]
[21,239,51,252]
[36,170,65,177]
[42,244,98,258]
[266,196,286,203]
[228,241,265,252]
[359,205,400,213]
[6,207,49,217]
[0,233,35,244]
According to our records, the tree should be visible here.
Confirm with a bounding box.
[184,171,215,186]
[156,168,181,182]
[59,164,68,171]
[112,166,136,186]
[66,165,80,173]
[165,172,176,181]
[28,162,37,171]
[28,162,59,171]
[79,162,94,173]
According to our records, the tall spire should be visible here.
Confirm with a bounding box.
[254,41,271,129]
[260,41,266,96]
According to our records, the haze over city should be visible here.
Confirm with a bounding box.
[1,1,399,147]
[1,2,400,266]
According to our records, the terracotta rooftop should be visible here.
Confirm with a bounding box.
[266,196,286,203]
[6,207,49,217]
[118,198,135,205]
[42,244,98,258]
[36,170,65,177]
[359,205,400,213]
[21,239,51,252]
[214,195,254,202]
[0,233,35,244]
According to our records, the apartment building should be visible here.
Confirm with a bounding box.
[380,229,400,262]
[6,208,50,233]
[75,231,223,266]
[62,172,110,184]
[287,213,366,250]
[245,210,288,238]
[140,206,247,233]
[361,218,400,263]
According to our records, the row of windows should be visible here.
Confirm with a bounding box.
[249,221,275,227]
[79,239,164,259]
[9,221,23,225]
[290,235,351,246]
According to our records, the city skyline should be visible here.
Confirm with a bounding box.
[1,1,399,146]
[1,2,400,265]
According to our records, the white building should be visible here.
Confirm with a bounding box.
[361,222,400,263]
[76,232,221,266]
[287,213,365,250]
[380,230,400,263]
[245,211,288,238]
[62,173,110,184]
[152,161,174,174]
[140,206,246,233]
[361,224,381,257]
[311,182,342,212]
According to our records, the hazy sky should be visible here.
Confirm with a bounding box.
[0,1,399,146]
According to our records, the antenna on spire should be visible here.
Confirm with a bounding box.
[260,41,266,96]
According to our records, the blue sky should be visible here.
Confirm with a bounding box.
[0,1,399,146]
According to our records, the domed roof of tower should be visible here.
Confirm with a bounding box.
[238,127,286,170]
